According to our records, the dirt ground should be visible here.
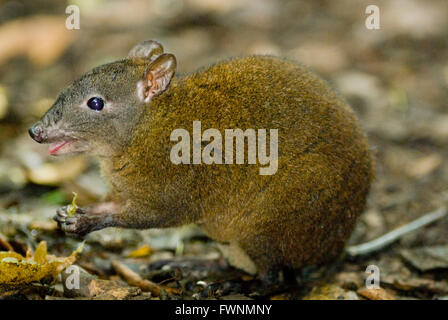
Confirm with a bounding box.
[0,0,448,300]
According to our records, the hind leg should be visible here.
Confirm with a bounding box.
[282,267,299,285]
[232,238,295,296]
[217,242,257,275]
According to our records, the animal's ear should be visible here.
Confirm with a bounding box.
[128,40,163,62]
[138,53,176,103]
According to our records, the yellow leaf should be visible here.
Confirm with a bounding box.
[127,245,154,258]
[34,241,47,264]
[0,241,84,287]
[67,192,78,217]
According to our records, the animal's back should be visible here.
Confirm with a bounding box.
[127,56,374,274]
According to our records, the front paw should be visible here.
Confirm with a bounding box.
[54,206,92,237]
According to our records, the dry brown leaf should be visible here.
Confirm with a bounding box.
[27,156,87,186]
[270,294,290,300]
[88,279,141,300]
[407,154,442,178]
[303,284,359,300]
[0,241,83,288]
[400,246,448,272]
[383,276,448,295]
[357,287,395,300]
[28,220,58,232]
[0,16,76,66]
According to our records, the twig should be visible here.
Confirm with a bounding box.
[346,206,447,258]
[111,260,179,297]
[0,232,14,251]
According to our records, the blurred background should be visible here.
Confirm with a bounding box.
[0,0,448,299]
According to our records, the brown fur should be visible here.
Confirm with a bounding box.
[31,47,373,275]
[107,56,374,274]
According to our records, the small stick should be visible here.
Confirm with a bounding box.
[0,232,14,252]
[346,206,447,258]
[111,260,179,297]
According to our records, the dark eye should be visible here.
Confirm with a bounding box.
[87,97,105,111]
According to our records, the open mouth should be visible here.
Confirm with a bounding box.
[49,140,73,155]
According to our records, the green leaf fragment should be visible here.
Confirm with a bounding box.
[67,191,78,217]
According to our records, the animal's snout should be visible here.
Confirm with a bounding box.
[28,123,44,143]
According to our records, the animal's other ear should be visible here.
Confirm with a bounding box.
[128,40,164,62]
[138,53,176,103]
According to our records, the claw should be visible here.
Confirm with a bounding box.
[56,206,68,217]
